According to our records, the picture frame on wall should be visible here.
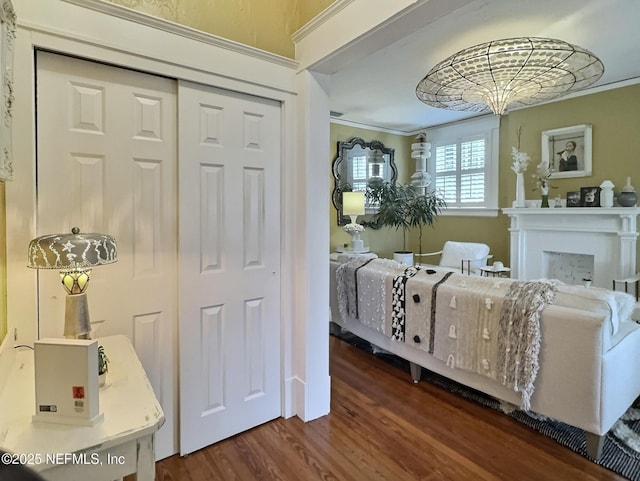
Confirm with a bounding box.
[566,191,581,207]
[542,124,592,180]
[580,186,601,207]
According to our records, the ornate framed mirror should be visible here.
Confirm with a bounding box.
[331,137,397,226]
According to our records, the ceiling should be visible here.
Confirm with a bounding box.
[327,0,640,134]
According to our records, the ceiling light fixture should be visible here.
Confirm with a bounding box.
[416,37,604,116]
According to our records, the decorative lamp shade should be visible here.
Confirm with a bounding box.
[27,227,117,339]
[27,228,117,270]
[416,37,604,116]
[342,191,366,217]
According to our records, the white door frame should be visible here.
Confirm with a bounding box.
[5,0,331,456]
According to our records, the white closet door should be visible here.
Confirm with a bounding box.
[177,80,282,455]
[35,51,178,459]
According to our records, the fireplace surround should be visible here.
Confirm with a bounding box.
[503,207,640,289]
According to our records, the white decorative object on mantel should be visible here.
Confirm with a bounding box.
[600,180,614,208]
[510,141,529,208]
[503,207,640,289]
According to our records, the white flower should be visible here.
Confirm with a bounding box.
[343,223,364,235]
[532,161,553,190]
[511,147,530,174]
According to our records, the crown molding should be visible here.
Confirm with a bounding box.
[330,117,409,136]
[60,0,298,70]
[292,0,357,44]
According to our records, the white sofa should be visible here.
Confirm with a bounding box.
[329,255,640,460]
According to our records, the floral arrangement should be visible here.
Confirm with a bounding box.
[532,161,555,192]
[343,222,364,235]
[511,126,530,174]
[511,147,530,174]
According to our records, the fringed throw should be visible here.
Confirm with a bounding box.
[497,280,558,411]
[336,256,376,321]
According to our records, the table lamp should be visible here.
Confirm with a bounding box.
[27,227,118,339]
[342,191,367,253]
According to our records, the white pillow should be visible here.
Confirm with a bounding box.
[439,241,490,274]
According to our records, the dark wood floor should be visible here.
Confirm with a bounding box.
[153,334,626,481]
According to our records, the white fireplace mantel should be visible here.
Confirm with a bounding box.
[503,207,640,288]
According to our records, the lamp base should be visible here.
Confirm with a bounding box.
[64,293,91,339]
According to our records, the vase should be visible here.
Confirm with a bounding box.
[540,185,549,208]
[514,172,525,208]
[618,176,637,207]
[600,180,614,208]
[541,195,549,208]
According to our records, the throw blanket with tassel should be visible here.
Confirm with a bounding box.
[401,272,557,411]
[497,280,558,410]
[336,257,403,335]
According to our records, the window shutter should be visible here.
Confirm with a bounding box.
[433,137,487,206]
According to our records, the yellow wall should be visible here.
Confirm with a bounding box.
[107,0,335,58]
[330,83,640,270]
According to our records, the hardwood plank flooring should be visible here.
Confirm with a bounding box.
[152,335,627,481]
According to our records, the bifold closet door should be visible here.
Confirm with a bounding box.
[177,80,282,455]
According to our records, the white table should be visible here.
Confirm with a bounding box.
[478,265,511,278]
[0,335,164,481]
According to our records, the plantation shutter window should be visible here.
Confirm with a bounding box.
[426,116,499,215]
[434,137,486,207]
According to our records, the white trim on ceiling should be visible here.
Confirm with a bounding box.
[330,117,409,136]
[292,0,356,43]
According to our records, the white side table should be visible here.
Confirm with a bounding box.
[479,266,511,278]
[0,335,164,481]
[613,276,640,301]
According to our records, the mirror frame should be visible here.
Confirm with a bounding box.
[331,137,397,226]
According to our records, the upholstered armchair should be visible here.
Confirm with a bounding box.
[415,240,492,275]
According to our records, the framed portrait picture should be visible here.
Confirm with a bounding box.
[580,186,601,207]
[541,124,592,179]
[566,191,581,207]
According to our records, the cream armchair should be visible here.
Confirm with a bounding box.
[415,240,492,275]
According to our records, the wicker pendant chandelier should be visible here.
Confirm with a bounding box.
[416,37,604,115]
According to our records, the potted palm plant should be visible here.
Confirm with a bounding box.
[369,181,445,264]
[406,188,446,258]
